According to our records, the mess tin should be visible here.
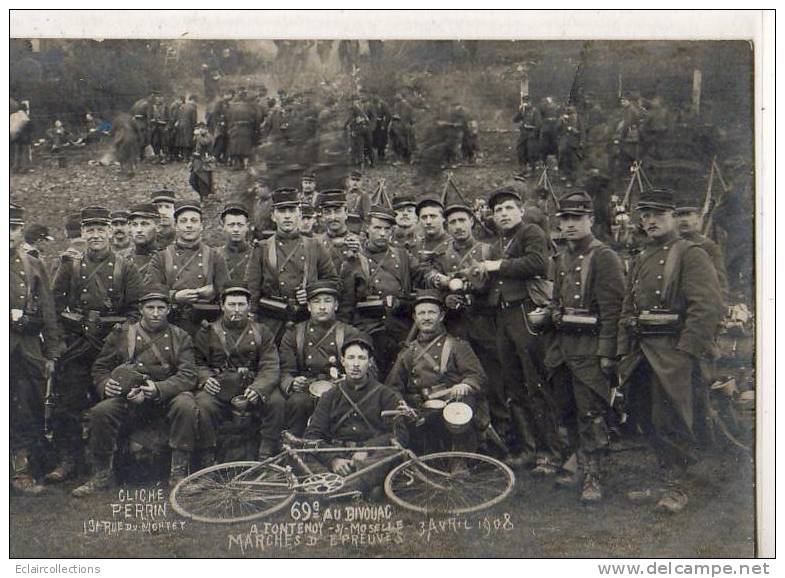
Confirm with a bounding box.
[110,366,148,396]
[442,402,473,434]
[308,379,334,398]
[422,399,447,410]
[258,297,290,320]
[215,370,249,402]
[230,395,254,428]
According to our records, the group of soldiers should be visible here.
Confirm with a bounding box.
[10,168,727,512]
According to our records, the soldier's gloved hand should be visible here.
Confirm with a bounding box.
[295,287,308,306]
[174,289,200,304]
[104,378,123,398]
[203,377,221,396]
[450,383,473,400]
[291,376,309,393]
[141,380,160,400]
[127,387,145,405]
[600,357,617,376]
[331,458,354,476]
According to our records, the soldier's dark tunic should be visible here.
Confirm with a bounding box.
[145,240,230,336]
[226,98,256,159]
[545,236,625,466]
[155,226,176,250]
[487,222,563,463]
[386,330,486,452]
[278,319,362,435]
[390,226,419,251]
[617,232,724,471]
[246,232,338,342]
[513,103,542,169]
[220,242,252,285]
[50,248,144,461]
[681,231,729,303]
[412,230,451,261]
[10,249,62,452]
[188,318,281,454]
[88,321,198,456]
[119,242,157,280]
[314,231,357,322]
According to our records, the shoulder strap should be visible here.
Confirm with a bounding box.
[579,239,604,305]
[18,252,35,305]
[211,322,232,361]
[439,336,455,376]
[662,240,691,306]
[334,382,382,435]
[267,235,277,273]
[358,253,371,281]
[126,323,139,362]
[202,244,213,283]
[336,324,345,356]
[397,248,412,295]
[295,322,308,369]
[164,245,176,286]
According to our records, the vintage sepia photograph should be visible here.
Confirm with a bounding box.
[6,10,772,564]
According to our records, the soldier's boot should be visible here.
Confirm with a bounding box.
[44,451,78,484]
[168,450,191,489]
[10,449,46,496]
[579,454,603,503]
[72,453,114,498]
[504,405,536,469]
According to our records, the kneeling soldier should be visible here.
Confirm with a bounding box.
[72,285,199,496]
[545,192,626,503]
[188,285,281,467]
[278,280,364,436]
[386,291,486,454]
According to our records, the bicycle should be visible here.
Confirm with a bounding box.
[169,409,515,524]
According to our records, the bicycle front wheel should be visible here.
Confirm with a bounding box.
[384,452,515,515]
[170,461,296,524]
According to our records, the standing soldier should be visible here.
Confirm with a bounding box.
[166,95,185,163]
[119,203,160,280]
[47,206,144,484]
[545,192,626,503]
[208,90,232,165]
[300,172,318,207]
[246,189,338,344]
[675,196,729,302]
[183,285,282,466]
[277,281,365,437]
[110,211,132,253]
[617,189,724,513]
[218,203,253,285]
[369,94,391,164]
[539,96,561,169]
[345,171,372,223]
[478,189,564,474]
[226,88,255,170]
[130,90,155,160]
[71,285,199,495]
[145,200,230,337]
[345,100,374,168]
[174,94,198,161]
[513,95,542,177]
[188,122,215,202]
[344,205,423,376]
[149,93,169,163]
[390,195,420,251]
[557,105,582,187]
[314,190,355,269]
[10,204,62,494]
[151,189,177,249]
[389,93,416,165]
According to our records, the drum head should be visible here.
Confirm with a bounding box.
[442,402,473,432]
[308,380,334,398]
[422,399,447,410]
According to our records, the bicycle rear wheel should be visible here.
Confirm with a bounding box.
[384,452,515,515]
[170,461,296,524]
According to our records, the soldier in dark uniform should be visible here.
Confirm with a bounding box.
[386,291,486,453]
[675,196,729,302]
[545,192,626,503]
[219,203,253,284]
[174,94,198,161]
[227,88,256,170]
[300,204,317,237]
[149,93,169,163]
[71,286,199,496]
[557,106,582,187]
[369,94,391,163]
[119,203,160,280]
[48,206,144,484]
[389,93,416,165]
[145,200,229,337]
[10,204,63,494]
[617,189,724,513]
[343,206,424,377]
[413,197,450,259]
[208,90,232,165]
[186,285,282,465]
[130,91,155,159]
[422,203,506,430]
[300,172,318,207]
[247,189,338,343]
[278,281,365,437]
[539,96,561,167]
[345,100,374,168]
[151,189,177,249]
[166,96,184,163]
[345,171,372,223]
[513,96,542,176]
[110,211,132,253]
[305,334,405,494]
[478,189,564,474]
[390,195,420,251]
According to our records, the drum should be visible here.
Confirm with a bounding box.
[308,380,334,398]
[422,399,447,410]
[442,402,473,434]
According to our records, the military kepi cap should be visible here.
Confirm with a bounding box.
[675,195,702,213]
[65,213,82,238]
[556,191,594,216]
[272,188,300,208]
[367,205,396,224]
[81,206,112,225]
[221,202,250,219]
[444,203,474,219]
[340,333,375,357]
[414,289,444,309]
[636,189,676,212]
[220,284,252,300]
[316,189,347,208]
[139,283,171,304]
[392,195,418,210]
[128,203,159,220]
[10,203,25,225]
[174,200,203,217]
[301,204,316,217]
[306,280,340,300]
[488,188,522,210]
[416,195,445,215]
[151,189,176,204]
[110,210,130,223]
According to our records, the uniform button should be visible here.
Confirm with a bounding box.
[280,281,285,285]
[83,289,88,292]
[560,272,565,276]
[81,263,86,267]
[82,276,87,279]
[575,266,582,271]
[108,263,113,267]
[578,255,584,260]
[663,246,669,251]
[655,290,661,295]
[309,328,314,332]
[575,281,581,286]
[164,346,169,350]
[308,342,313,346]
[108,288,113,292]
[657,275,663,280]
[174,265,178,269]
[197,254,202,258]
[498,281,503,285]
[329,342,334,346]
[164,334,168,338]
[137,336,142,341]
[197,263,202,267]
[19,282,24,286]
[307,355,312,359]
[108,276,113,280]
[138,363,144,367]
[198,275,203,279]
[574,294,580,299]
[659,260,665,265]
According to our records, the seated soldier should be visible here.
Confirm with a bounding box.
[386,290,487,454]
[304,335,406,495]
[278,280,364,437]
[72,285,199,496]
[181,284,281,472]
